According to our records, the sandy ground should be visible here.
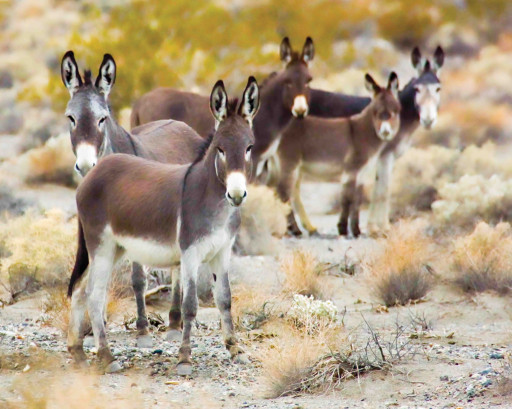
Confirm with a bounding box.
[1,181,512,409]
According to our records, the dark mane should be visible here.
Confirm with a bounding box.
[183,133,213,189]
[227,98,239,116]
[83,70,93,86]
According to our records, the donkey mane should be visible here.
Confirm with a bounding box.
[83,70,93,86]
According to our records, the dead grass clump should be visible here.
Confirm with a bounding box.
[231,284,277,331]
[0,209,76,296]
[0,133,76,187]
[237,184,289,255]
[452,222,512,294]
[366,220,434,307]
[281,249,327,299]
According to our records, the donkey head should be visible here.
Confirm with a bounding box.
[365,72,401,142]
[279,37,314,118]
[61,51,116,176]
[411,46,445,129]
[209,77,260,207]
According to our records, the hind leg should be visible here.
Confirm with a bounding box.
[87,243,122,373]
[166,266,182,342]
[131,262,153,348]
[67,275,90,367]
[211,244,247,364]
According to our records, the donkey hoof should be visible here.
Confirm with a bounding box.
[166,329,182,342]
[104,360,123,374]
[136,335,153,349]
[232,353,250,365]
[309,230,320,238]
[176,362,193,376]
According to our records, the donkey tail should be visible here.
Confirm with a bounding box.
[68,219,89,297]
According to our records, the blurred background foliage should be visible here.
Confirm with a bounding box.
[17,0,512,114]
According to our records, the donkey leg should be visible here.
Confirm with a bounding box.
[292,172,318,236]
[177,250,199,376]
[67,276,90,368]
[87,243,121,373]
[277,162,302,235]
[368,152,394,236]
[211,245,248,364]
[131,262,153,348]
[338,174,356,236]
[166,266,183,342]
[349,184,364,238]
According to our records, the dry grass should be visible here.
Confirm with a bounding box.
[366,219,434,307]
[0,209,77,297]
[231,284,278,332]
[281,249,327,300]
[0,133,76,187]
[452,222,512,294]
[237,184,289,255]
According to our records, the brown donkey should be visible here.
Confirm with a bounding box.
[62,51,205,347]
[67,77,260,375]
[130,37,314,177]
[276,72,401,237]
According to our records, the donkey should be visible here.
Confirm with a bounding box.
[130,37,315,177]
[67,77,260,375]
[276,73,401,237]
[61,51,204,347]
[280,46,444,235]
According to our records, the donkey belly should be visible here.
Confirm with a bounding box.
[301,161,343,182]
[115,234,180,267]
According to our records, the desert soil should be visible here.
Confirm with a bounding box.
[1,181,512,409]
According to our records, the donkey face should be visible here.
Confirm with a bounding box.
[210,77,259,207]
[279,37,314,118]
[411,46,444,129]
[61,51,116,176]
[365,72,401,141]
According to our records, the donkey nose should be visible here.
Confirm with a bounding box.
[292,95,309,118]
[421,118,435,129]
[227,191,246,207]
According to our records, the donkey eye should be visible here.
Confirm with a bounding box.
[217,147,225,158]
[436,87,441,93]
[98,117,106,126]
[67,116,76,127]
[246,145,253,154]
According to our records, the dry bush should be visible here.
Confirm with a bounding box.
[231,284,278,332]
[0,133,76,187]
[281,249,327,299]
[366,219,434,307]
[452,222,512,294]
[237,184,289,255]
[4,372,144,409]
[0,209,77,296]
[432,174,512,229]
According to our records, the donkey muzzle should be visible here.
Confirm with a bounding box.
[291,95,309,118]
[75,143,98,177]
[226,172,248,207]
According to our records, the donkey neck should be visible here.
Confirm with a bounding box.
[105,118,146,157]
[348,105,383,151]
[398,78,420,130]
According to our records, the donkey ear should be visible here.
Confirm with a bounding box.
[210,80,228,125]
[239,76,260,126]
[411,46,422,73]
[387,71,399,99]
[61,51,83,96]
[301,37,315,63]
[95,54,116,100]
[364,73,380,96]
[280,37,293,64]
[432,45,445,73]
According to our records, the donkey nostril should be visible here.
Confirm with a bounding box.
[227,192,233,200]
[75,163,81,173]
[243,191,247,198]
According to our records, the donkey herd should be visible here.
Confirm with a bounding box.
[59,37,445,375]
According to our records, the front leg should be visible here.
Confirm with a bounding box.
[368,151,394,236]
[166,266,182,342]
[338,173,356,236]
[177,248,199,376]
[131,262,153,348]
[349,184,364,238]
[210,244,248,364]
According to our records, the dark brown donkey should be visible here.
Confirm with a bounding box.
[130,37,314,177]
[61,51,204,347]
[280,46,445,236]
[67,77,260,375]
[276,73,401,237]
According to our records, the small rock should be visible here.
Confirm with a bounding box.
[152,349,163,355]
[440,375,449,382]
[490,352,504,359]
[22,364,30,373]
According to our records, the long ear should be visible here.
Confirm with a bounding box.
[95,54,116,100]
[387,71,399,99]
[364,73,381,96]
[432,45,445,73]
[301,37,314,63]
[280,37,293,64]
[411,46,422,74]
[210,79,228,126]
[61,51,82,96]
[239,76,260,126]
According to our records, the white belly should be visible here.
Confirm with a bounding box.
[115,235,180,267]
[301,161,343,181]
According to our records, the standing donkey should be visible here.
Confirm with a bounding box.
[276,73,401,237]
[61,51,204,347]
[130,37,314,177]
[280,46,444,235]
[67,77,260,375]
